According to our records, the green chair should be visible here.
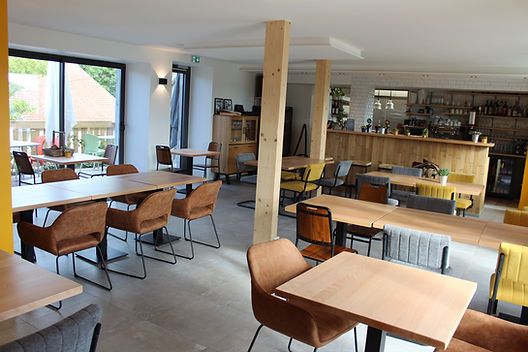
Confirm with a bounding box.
[82,133,105,156]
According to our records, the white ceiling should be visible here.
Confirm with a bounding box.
[8,0,528,74]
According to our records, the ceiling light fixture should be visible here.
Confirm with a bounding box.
[374,90,382,110]
[385,91,394,110]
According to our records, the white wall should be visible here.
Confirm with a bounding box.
[286,84,313,154]
[8,23,256,170]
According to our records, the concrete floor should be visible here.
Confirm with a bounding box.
[1,181,522,351]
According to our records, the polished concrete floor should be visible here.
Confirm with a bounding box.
[2,181,522,351]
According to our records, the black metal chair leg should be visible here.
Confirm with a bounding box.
[354,326,358,352]
[47,256,63,310]
[146,227,178,264]
[288,337,294,352]
[174,220,195,260]
[247,324,264,352]
[107,233,147,279]
[43,209,51,227]
[72,247,113,290]
[367,238,372,257]
[184,215,221,249]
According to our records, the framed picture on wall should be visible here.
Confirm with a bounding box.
[214,98,223,114]
[223,99,233,111]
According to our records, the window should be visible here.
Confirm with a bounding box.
[8,50,125,162]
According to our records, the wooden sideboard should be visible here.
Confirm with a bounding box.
[326,130,494,214]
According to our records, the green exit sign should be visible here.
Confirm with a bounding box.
[192,56,200,63]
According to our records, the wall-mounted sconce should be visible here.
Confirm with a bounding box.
[158,78,168,85]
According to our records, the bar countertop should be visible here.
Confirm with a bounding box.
[328,129,495,148]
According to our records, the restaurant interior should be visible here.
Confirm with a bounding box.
[2,1,528,352]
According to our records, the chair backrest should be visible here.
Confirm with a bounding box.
[504,209,528,227]
[496,242,528,284]
[448,172,476,184]
[103,144,118,165]
[358,183,388,204]
[83,133,99,154]
[356,173,391,201]
[156,145,173,167]
[0,304,102,352]
[34,135,46,155]
[42,168,79,183]
[302,163,325,182]
[296,203,333,245]
[185,181,222,217]
[107,164,139,176]
[383,224,450,272]
[416,183,455,200]
[134,188,177,233]
[407,194,456,215]
[235,153,256,173]
[12,151,34,176]
[246,238,313,339]
[392,165,423,177]
[334,160,352,178]
[206,141,221,161]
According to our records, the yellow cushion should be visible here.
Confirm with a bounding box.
[281,171,300,181]
[489,242,528,306]
[504,209,528,227]
[456,198,472,210]
[280,181,319,193]
[416,183,456,200]
[301,163,326,182]
[448,173,476,184]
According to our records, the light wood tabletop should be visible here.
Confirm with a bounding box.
[44,177,157,200]
[0,250,82,322]
[276,252,477,350]
[284,194,395,227]
[479,221,528,249]
[245,155,333,171]
[115,171,206,189]
[31,153,109,165]
[366,171,484,196]
[170,148,220,158]
[372,207,486,245]
[12,183,92,213]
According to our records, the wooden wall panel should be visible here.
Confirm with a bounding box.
[326,130,493,214]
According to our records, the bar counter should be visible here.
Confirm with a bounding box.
[326,130,495,214]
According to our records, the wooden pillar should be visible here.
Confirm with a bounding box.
[310,60,331,195]
[253,20,290,244]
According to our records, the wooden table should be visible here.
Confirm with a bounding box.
[276,252,477,352]
[366,171,484,196]
[0,250,82,322]
[12,183,91,213]
[479,221,528,249]
[284,194,395,245]
[31,153,109,171]
[170,148,220,192]
[116,170,206,189]
[245,155,333,171]
[10,140,40,150]
[372,207,487,246]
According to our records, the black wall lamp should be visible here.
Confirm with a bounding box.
[158,77,168,85]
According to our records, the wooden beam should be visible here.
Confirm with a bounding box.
[310,60,331,195]
[253,20,290,244]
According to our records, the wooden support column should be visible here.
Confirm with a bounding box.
[310,60,331,195]
[253,20,290,244]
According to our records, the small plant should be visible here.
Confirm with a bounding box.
[66,134,85,152]
[438,169,450,176]
[422,128,429,137]
[330,87,345,98]
[405,128,411,135]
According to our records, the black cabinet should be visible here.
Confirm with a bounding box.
[487,155,525,199]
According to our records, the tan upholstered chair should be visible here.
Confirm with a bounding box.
[17,202,112,307]
[246,238,358,352]
[105,188,177,279]
[434,309,528,352]
[296,203,357,263]
[106,164,153,241]
[41,168,93,226]
[170,181,222,260]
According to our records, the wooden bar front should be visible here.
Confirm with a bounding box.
[326,130,494,214]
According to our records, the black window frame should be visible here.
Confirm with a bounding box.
[8,49,126,162]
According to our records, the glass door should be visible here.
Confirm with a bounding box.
[244,117,257,142]
[230,118,243,142]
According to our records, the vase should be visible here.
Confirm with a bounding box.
[439,175,448,186]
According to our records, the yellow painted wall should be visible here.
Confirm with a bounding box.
[0,0,13,253]
[518,157,528,210]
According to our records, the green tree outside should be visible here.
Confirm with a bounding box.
[80,65,116,97]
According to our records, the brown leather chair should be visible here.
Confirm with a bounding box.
[41,168,93,226]
[106,164,153,241]
[17,202,112,305]
[346,183,388,256]
[246,238,358,352]
[170,181,222,260]
[434,309,528,351]
[192,141,221,179]
[156,145,184,173]
[13,150,37,186]
[296,203,357,263]
[105,188,177,279]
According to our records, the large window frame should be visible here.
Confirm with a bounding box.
[8,49,126,162]
[172,64,191,149]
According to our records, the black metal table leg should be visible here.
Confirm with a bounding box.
[76,231,128,264]
[365,327,386,352]
[181,155,194,194]
[140,228,180,245]
[521,306,528,325]
[19,209,36,263]
[335,221,347,247]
